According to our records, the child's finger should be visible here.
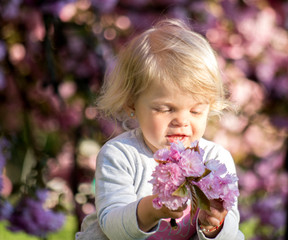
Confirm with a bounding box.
[198,209,221,227]
[209,199,225,211]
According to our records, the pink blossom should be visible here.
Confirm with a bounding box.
[160,195,188,211]
[196,168,239,210]
[151,141,239,214]
[238,170,261,195]
[153,148,170,163]
[169,141,186,163]
[196,174,224,199]
[205,159,227,176]
[150,162,186,210]
[152,197,163,209]
[218,174,240,210]
[151,163,185,190]
[179,149,205,177]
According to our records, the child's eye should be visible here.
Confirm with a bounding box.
[190,110,200,115]
[154,107,171,113]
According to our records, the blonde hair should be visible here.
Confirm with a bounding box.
[97,18,231,120]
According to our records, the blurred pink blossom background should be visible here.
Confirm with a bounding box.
[0,0,287,239]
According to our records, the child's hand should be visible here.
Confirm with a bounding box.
[198,199,227,238]
[137,195,187,232]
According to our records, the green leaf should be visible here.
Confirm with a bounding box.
[172,182,188,197]
[188,168,212,182]
[193,185,210,211]
[200,168,212,179]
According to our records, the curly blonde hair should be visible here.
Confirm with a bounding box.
[97,18,231,120]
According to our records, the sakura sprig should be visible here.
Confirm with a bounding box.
[149,141,239,226]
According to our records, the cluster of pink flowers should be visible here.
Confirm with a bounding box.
[150,141,239,215]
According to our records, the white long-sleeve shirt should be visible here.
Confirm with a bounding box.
[76,128,244,240]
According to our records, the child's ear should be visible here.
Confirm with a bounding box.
[124,104,135,116]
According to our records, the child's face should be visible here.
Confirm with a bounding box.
[133,80,210,153]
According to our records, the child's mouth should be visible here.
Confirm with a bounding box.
[167,135,187,143]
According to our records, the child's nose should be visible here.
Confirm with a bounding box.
[171,112,189,127]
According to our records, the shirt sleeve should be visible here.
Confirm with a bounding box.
[95,143,158,240]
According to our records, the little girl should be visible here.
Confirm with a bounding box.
[76,18,244,240]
